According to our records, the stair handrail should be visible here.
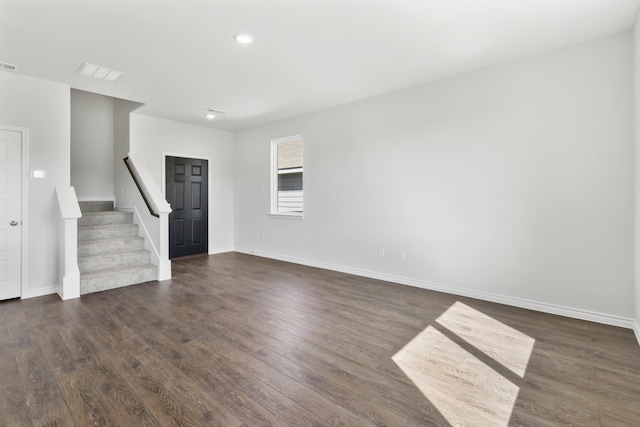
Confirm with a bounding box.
[123,155,171,217]
[55,185,81,300]
[123,153,172,281]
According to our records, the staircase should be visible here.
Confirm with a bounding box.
[78,201,157,294]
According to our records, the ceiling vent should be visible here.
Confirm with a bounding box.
[77,62,124,82]
[0,62,17,71]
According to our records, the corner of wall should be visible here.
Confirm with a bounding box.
[633,6,640,348]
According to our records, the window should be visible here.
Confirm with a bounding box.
[271,135,303,216]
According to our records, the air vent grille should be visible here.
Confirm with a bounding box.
[0,62,17,71]
[77,62,124,82]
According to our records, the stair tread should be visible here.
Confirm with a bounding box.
[78,211,134,226]
[78,236,144,244]
[78,249,150,260]
[82,210,129,214]
[78,223,137,229]
[80,212,132,218]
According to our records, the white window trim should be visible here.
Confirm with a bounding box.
[268,212,305,219]
[270,135,304,218]
[278,167,303,175]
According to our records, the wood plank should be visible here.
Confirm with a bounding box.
[253,346,407,426]
[186,339,322,427]
[55,368,121,427]
[130,350,244,426]
[14,345,76,426]
[0,346,31,427]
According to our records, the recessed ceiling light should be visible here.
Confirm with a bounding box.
[77,62,124,82]
[204,108,227,120]
[234,33,254,44]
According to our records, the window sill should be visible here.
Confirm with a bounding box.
[268,212,304,220]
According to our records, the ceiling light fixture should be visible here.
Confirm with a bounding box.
[78,62,124,82]
[204,108,227,120]
[234,33,254,44]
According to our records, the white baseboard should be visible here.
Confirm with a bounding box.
[633,320,640,346]
[235,247,637,332]
[22,285,58,299]
[209,247,234,255]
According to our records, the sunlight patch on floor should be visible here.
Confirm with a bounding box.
[436,301,534,377]
[392,302,535,427]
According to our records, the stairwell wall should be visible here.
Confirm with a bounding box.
[70,89,114,200]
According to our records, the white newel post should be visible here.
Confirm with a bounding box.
[61,217,80,299]
[158,212,172,280]
[56,186,82,300]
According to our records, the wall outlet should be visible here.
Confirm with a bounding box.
[261,234,266,241]
[398,250,405,261]
[378,248,385,258]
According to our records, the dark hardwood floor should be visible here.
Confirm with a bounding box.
[1,252,639,426]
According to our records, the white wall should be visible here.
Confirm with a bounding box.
[70,89,114,199]
[0,72,70,297]
[129,114,235,253]
[633,13,640,340]
[234,33,634,322]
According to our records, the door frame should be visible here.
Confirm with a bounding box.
[161,152,212,255]
[0,124,30,299]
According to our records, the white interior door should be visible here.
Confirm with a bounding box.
[0,130,21,300]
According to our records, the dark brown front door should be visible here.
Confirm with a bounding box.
[166,156,208,258]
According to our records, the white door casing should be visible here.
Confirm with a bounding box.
[0,129,21,300]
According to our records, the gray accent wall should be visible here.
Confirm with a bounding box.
[70,89,114,199]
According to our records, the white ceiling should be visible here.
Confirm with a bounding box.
[1,0,639,131]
